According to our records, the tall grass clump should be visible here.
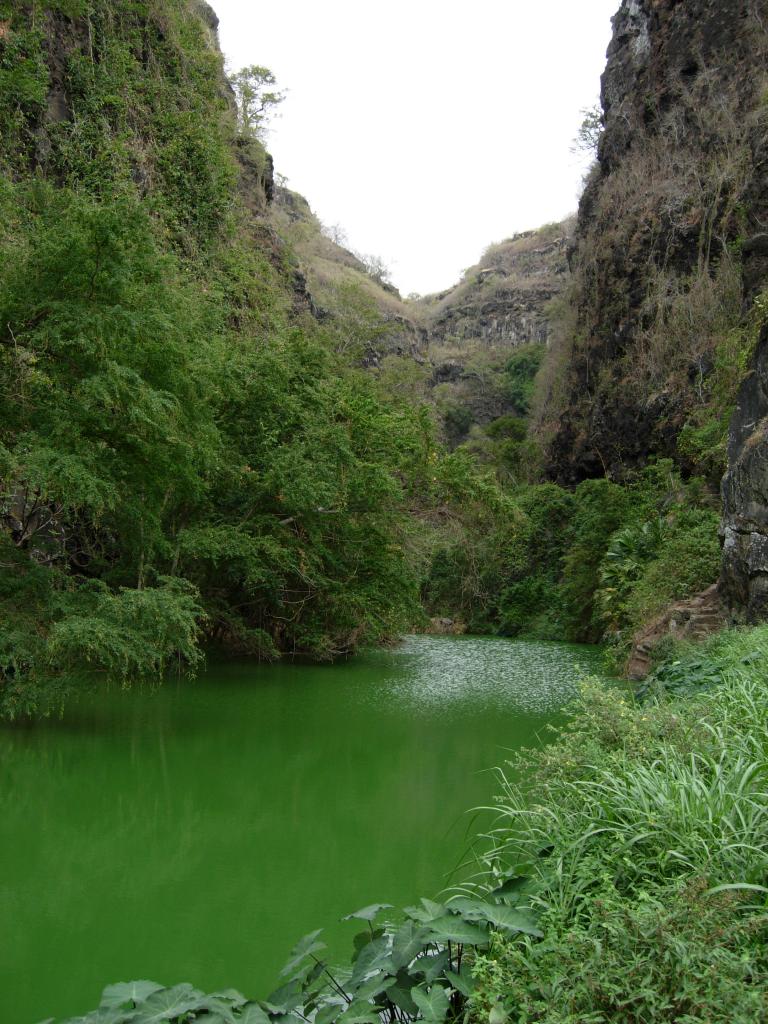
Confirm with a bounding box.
[470,627,768,1022]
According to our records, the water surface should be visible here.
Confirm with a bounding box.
[0,636,603,1023]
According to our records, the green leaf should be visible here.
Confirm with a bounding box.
[352,928,383,961]
[313,1001,345,1024]
[338,1001,381,1024]
[265,979,303,1015]
[446,900,542,937]
[404,898,446,923]
[489,869,533,902]
[342,903,393,923]
[238,1005,271,1024]
[425,915,489,946]
[489,1001,508,1024]
[391,920,430,969]
[211,989,247,1007]
[411,951,450,985]
[351,974,396,1002]
[349,935,393,986]
[484,905,543,936]
[411,984,449,1023]
[445,968,475,998]
[387,970,419,1014]
[135,983,205,1022]
[705,882,768,896]
[101,982,164,1010]
[280,929,326,977]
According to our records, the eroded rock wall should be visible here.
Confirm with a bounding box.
[721,326,768,619]
[546,0,768,483]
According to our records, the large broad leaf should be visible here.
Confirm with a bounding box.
[194,999,238,1024]
[134,983,205,1022]
[349,935,394,986]
[404,899,445,924]
[425,915,489,946]
[238,1005,271,1024]
[446,899,542,937]
[445,966,476,998]
[488,871,533,902]
[386,969,420,1014]
[352,928,384,962]
[101,982,164,1009]
[280,929,326,977]
[342,904,393,923]
[411,951,450,985]
[391,921,430,970]
[351,973,396,1003]
[313,1000,346,1024]
[489,1001,508,1024]
[337,1001,382,1024]
[209,989,247,1008]
[411,985,449,1023]
[265,979,304,1015]
[483,905,542,937]
[283,957,325,989]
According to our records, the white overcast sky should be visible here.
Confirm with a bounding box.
[213,0,619,296]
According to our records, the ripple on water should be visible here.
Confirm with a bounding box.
[364,635,605,716]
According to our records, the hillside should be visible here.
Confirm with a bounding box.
[416,221,571,449]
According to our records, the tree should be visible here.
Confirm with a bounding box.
[230,65,285,139]
[571,103,603,157]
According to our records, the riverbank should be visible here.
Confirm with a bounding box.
[50,626,768,1023]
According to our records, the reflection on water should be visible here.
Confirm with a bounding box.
[0,636,603,1024]
[369,636,601,714]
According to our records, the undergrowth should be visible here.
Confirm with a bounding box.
[470,626,768,1022]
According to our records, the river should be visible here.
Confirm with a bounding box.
[0,635,603,1023]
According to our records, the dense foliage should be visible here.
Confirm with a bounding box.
[0,2,433,714]
[423,459,721,664]
[470,627,768,1022]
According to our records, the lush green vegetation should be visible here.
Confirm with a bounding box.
[471,627,768,1021]
[0,2,727,717]
[423,459,721,666]
[0,2,436,715]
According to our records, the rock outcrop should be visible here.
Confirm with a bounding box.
[423,225,571,350]
[270,186,427,363]
[417,221,572,444]
[627,584,728,679]
[546,0,768,484]
[721,325,768,619]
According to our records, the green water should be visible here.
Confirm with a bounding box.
[0,635,603,1024]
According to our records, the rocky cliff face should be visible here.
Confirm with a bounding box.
[423,223,571,350]
[545,0,768,484]
[721,324,768,619]
[417,221,571,444]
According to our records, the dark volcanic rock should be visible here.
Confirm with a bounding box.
[547,0,768,484]
[721,326,768,619]
[425,227,571,350]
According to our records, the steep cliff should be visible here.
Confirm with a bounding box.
[721,321,768,619]
[543,0,768,485]
[421,222,571,349]
[417,221,571,446]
